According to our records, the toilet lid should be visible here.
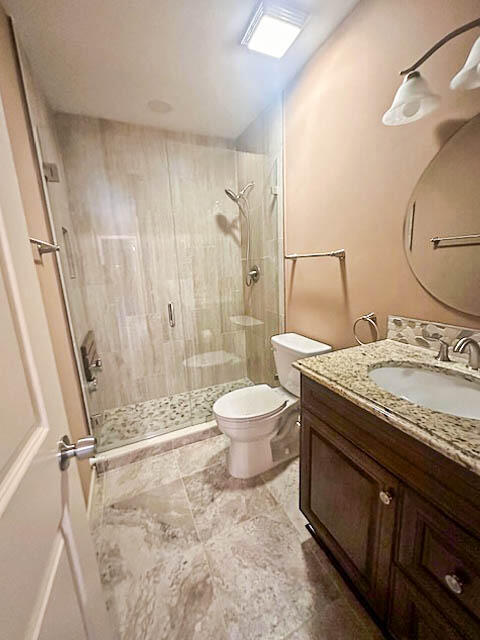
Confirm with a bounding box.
[213,384,286,421]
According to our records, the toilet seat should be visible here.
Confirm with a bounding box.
[213,384,286,422]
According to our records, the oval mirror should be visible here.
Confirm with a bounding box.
[404,113,480,316]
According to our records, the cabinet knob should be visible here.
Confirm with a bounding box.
[379,490,394,505]
[445,573,463,595]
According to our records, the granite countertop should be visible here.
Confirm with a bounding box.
[294,339,480,476]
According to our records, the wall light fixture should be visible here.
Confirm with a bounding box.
[383,18,480,126]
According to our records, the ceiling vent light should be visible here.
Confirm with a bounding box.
[241,2,309,59]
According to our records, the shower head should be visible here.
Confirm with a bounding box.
[225,188,240,203]
[225,182,254,204]
[239,182,254,198]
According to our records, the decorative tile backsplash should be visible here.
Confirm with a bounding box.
[387,315,480,351]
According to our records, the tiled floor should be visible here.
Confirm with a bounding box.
[96,378,253,450]
[90,434,383,639]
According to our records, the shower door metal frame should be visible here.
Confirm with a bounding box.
[10,18,93,435]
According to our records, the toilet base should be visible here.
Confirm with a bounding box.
[227,438,273,479]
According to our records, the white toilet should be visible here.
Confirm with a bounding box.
[213,333,332,478]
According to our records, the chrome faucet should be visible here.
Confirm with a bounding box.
[453,337,480,370]
[435,339,451,362]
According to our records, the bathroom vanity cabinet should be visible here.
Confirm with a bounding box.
[300,375,480,640]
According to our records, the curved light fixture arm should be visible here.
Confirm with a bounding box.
[399,18,480,76]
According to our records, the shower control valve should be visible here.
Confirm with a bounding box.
[246,265,260,286]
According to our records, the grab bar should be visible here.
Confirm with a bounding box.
[285,249,345,260]
[29,237,60,256]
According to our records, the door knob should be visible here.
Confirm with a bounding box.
[58,435,96,471]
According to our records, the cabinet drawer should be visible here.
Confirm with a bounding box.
[388,569,464,640]
[396,487,480,637]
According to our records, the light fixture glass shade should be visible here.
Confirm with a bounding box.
[450,35,480,90]
[382,72,440,126]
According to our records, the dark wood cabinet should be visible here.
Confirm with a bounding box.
[300,374,480,640]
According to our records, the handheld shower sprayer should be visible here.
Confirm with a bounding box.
[239,182,255,199]
[224,182,254,206]
[224,182,258,286]
[225,188,240,203]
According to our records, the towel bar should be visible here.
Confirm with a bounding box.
[284,249,345,260]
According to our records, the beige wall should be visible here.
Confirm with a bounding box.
[55,114,247,411]
[236,98,285,385]
[0,7,90,498]
[285,0,480,349]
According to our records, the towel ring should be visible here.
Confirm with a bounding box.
[353,312,379,345]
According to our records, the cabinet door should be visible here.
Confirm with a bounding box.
[300,409,398,619]
[389,569,464,640]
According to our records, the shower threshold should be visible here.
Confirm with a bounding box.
[94,377,253,452]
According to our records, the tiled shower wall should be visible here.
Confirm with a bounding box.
[236,99,285,386]
[55,114,247,410]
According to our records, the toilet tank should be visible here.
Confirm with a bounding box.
[271,333,332,397]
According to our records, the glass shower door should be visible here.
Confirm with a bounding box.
[167,132,250,420]
[34,114,195,452]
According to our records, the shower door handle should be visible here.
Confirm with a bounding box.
[168,302,175,327]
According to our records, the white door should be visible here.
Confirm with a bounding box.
[0,81,113,638]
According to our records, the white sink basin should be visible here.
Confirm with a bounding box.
[369,365,480,420]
